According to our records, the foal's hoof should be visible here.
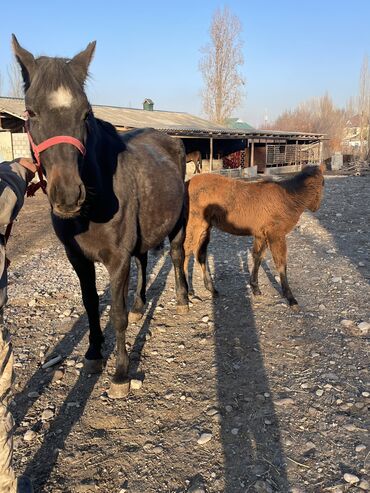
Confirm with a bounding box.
[108,380,130,399]
[128,311,144,323]
[84,358,104,374]
[176,304,189,315]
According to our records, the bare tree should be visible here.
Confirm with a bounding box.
[199,7,245,124]
[266,93,347,160]
[358,54,370,160]
[7,60,23,98]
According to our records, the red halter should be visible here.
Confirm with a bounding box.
[24,112,86,196]
[4,116,87,255]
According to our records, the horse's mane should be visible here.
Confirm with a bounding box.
[95,117,119,137]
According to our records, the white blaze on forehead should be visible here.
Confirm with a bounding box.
[48,86,73,108]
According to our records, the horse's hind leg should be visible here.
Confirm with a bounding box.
[65,246,104,373]
[250,236,267,296]
[196,229,218,296]
[169,215,189,314]
[129,252,147,323]
[268,235,299,309]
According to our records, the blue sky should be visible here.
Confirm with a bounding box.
[0,0,369,126]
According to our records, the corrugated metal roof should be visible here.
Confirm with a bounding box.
[0,97,325,141]
[0,97,228,130]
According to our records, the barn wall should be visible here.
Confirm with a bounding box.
[0,132,13,161]
[254,146,266,172]
[12,133,31,159]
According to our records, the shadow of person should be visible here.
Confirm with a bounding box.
[208,230,290,491]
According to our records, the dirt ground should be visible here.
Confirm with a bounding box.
[4,174,370,493]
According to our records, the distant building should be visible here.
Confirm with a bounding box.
[342,115,369,155]
[225,117,255,131]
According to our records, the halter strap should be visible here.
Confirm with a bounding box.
[24,117,86,168]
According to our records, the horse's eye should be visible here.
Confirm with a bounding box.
[27,109,37,118]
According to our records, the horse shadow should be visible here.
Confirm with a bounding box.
[15,249,172,491]
[207,230,290,491]
[313,176,370,286]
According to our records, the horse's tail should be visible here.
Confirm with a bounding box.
[176,140,186,181]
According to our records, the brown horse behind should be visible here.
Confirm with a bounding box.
[184,165,324,308]
[186,151,202,174]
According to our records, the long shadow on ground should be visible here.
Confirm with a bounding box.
[209,231,290,491]
[315,176,369,285]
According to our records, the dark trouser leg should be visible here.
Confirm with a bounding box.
[108,254,131,398]
[250,236,267,296]
[268,236,298,307]
[169,213,189,313]
[65,246,104,369]
[129,252,147,322]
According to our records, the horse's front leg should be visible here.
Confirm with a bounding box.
[129,252,147,323]
[65,246,104,373]
[250,236,267,296]
[107,254,131,398]
[196,229,218,296]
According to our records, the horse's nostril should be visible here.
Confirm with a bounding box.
[77,184,86,206]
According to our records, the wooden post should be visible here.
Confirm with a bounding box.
[210,137,213,171]
[295,140,298,166]
[251,140,255,167]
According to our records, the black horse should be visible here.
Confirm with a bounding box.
[13,35,189,398]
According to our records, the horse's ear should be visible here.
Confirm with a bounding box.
[69,41,96,85]
[12,34,36,91]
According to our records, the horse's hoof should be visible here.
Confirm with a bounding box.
[128,311,144,323]
[84,358,104,374]
[108,380,130,399]
[290,303,300,312]
[176,304,189,315]
[251,285,262,296]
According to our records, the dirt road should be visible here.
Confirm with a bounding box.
[4,175,370,492]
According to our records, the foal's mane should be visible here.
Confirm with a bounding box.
[272,165,322,193]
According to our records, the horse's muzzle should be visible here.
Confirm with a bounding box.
[49,182,86,218]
